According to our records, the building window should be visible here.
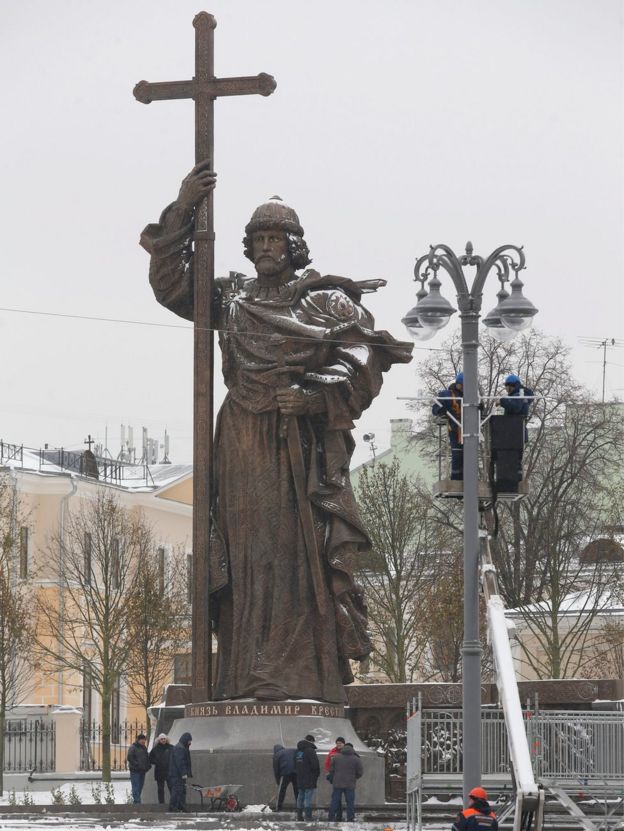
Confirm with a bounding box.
[84,533,92,584]
[19,527,28,579]
[173,653,191,686]
[186,553,193,604]
[158,546,166,596]
[111,538,120,590]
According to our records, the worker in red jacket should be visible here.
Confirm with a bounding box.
[452,787,498,831]
[324,736,346,772]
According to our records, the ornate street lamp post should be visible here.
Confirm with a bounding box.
[402,242,537,802]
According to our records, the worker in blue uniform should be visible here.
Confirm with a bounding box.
[498,373,533,442]
[433,372,464,480]
[452,787,498,831]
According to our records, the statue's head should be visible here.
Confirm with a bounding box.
[242,197,311,271]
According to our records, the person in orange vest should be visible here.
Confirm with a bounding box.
[452,787,498,831]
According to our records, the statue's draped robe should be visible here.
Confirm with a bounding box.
[141,204,413,703]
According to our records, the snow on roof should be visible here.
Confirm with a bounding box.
[1,444,192,492]
[509,586,624,617]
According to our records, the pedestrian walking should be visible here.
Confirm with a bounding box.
[168,732,193,813]
[295,735,320,821]
[273,743,298,810]
[126,733,151,805]
[149,733,172,805]
[328,743,363,822]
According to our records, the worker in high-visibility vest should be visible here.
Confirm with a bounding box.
[452,787,498,831]
[432,371,464,480]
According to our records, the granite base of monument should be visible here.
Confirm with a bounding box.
[143,700,385,808]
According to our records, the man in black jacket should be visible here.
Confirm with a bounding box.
[149,733,172,805]
[273,744,298,811]
[295,735,320,820]
[168,732,193,813]
[126,733,151,805]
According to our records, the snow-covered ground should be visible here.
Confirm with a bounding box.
[0,781,131,807]
[0,784,454,830]
[0,822,424,831]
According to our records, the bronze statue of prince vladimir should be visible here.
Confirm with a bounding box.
[141,163,413,703]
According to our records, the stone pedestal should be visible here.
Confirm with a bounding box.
[143,699,385,808]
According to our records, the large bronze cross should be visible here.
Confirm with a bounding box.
[134,12,276,703]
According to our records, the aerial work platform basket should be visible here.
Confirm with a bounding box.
[433,409,529,502]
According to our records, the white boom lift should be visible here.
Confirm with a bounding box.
[480,526,545,831]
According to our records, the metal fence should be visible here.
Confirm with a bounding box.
[528,710,624,782]
[421,709,624,782]
[80,720,146,772]
[3,718,56,772]
[422,708,511,775]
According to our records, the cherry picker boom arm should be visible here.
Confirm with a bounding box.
[480,528,545,831]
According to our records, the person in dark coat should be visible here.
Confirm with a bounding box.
[452,786,498,831]
[126,733,151,804]
[325,737,346,820]
[168,732,193,813]
[295,736,320,820]
[149,733,172,805]
[499,373,533,434]
[328,744,363,822]
[273,743,298,811]
[432,372,464,480]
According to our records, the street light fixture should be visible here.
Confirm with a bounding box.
[482,286,518,343]
[401,274,438,341]
[496,274,538,332]
[402,241,537,803]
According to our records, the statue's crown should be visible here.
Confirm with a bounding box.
[245,196,304,237]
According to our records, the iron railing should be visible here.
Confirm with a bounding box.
[0,441,23,466]
[3,718,55,772]
[0,439,156,486]
[420,708,624,783]
[39,449,155,486]
[80,719,146,771]
[528,710,624,782]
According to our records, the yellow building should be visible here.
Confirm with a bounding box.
[2,442,193,730]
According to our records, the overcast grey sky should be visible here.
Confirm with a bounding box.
[2,0,623,464]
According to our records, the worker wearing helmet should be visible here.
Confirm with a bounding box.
[432,372,464,480]
[499,374,533,418]
[498,373,534,444]
[452,786,498,831]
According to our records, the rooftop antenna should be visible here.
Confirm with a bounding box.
[160,429,171,464]
[579,337,624,402]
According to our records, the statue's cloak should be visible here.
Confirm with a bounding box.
[142,208,413,702]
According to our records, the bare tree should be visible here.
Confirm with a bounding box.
[0,473,33,795]
[419,552,464,682]
[125,539,191,734]
[355,460,446,682]
[415,330,624,678]
[35,491,146,781]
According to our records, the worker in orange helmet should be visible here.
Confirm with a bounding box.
[452,787,498,831]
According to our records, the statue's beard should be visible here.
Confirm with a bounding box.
[255,254,292,285]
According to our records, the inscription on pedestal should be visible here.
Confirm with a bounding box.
[185,701,346,718]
